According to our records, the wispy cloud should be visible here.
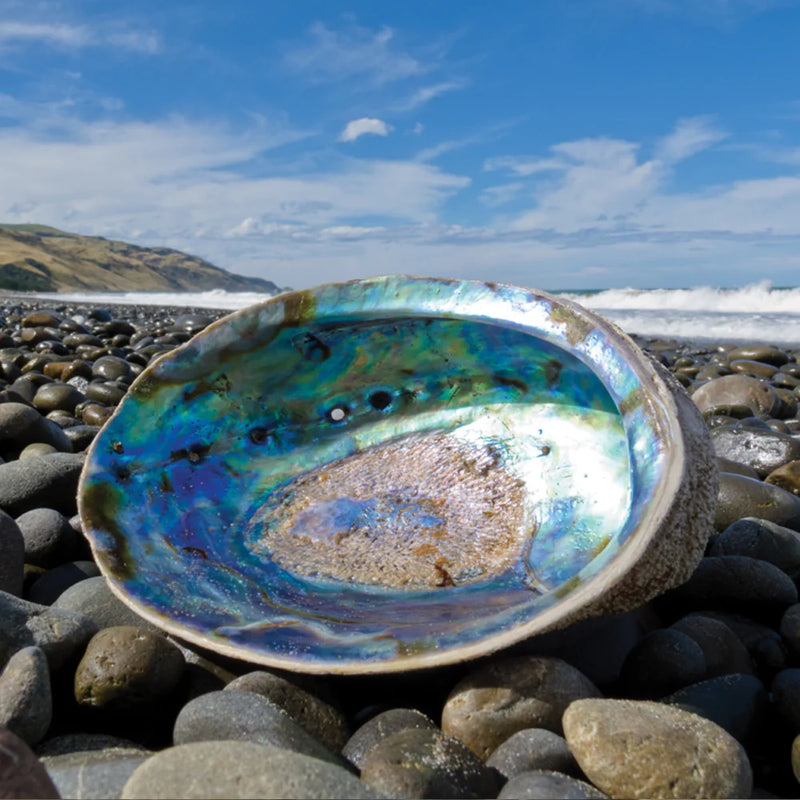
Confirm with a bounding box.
[393,80,466,112]
[0,19,161,54]
[655,115,727,162]
[282,22,428,87]
[338,117,393,143]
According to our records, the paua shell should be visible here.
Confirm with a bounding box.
[78,276,717,674]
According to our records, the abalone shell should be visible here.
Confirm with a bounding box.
[78,276,717,674]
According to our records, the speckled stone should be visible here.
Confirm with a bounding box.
[563,698,753,799]
[173,690,340,765]
[36,733,150,756]
[15,507,77,568]
[74,626,185,710]
[441,656,601,759]
[43,748,149,800]
[0,726,59,799]
[0,647,51,745]
[342,707,438,769]
[711,424,800,477]
[359,726,501,799]
[121,741,377,799]
[497,770,608,799]
[486,728,579,779]
[0,589,94,670]
[708,517,800,581]
[0,510,24,596]
[225,670,349,752]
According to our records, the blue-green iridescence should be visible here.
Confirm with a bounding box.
[82,301,640,668]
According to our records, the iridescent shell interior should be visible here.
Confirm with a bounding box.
[79,276,680,674]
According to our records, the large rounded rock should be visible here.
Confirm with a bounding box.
[0,590,95,670]
[497,770,608,799]
[0,402,72,457]
[669,614,754,677]
[486,727,579,779]
[16,508,77,568]
[660,555,798,619]
[225,670,349,752]
[693,374,782,418]
[0,647,51,745]
[121,741,377,799]
[343,708,437,769]
[74,626,185,711]
[43,747,148,800]
[708,517,800,580]
[173,690,339,765]
[0,453,84,517]
[360,726,501,799]
[441,656,601,759]
[0,511,24,596]
[0,726,59,799]
[563,698,752,799]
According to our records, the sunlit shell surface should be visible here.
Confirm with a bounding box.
[78,276,717,674]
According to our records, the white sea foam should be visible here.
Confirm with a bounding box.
[24,281,800,346]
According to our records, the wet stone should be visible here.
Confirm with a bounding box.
[766,460,800,497]
[486,727,579,779]
[0,646,51,745]
[712,424,800,478]
[0,510,24,596]
[662,673,768,745]
[92,355,133,383]
[0,726,59,799]
[16,507,78,568]
[728,345,789,366]
[717,456,759,479]
[620,628,707,697]
[709,517,800,581]
[63,424,100,451]
[497,770,608,799]
[715,473,800,532]
[693,374,782,418]
[343,707,438,769]
[120,741,377,800]
[563,698,753,800]
[33,382,86,415]
[173,690,340,765]
[225,669,350,752]
[441,656,601,759]
[74,626,185,711]
[359,726,502,800]
[84,380,127,405]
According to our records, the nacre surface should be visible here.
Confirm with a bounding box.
[78,276,716,674]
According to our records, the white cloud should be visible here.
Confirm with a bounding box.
[338,118,393,143]
[412,122,424,135]
[283,22,427,86]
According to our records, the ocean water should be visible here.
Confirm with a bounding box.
[27,280,800,347]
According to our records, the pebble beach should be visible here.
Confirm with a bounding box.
[4,296,800,799]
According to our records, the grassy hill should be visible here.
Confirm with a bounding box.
[0,224,280,293]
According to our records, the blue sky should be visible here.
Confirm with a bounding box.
[2,0,800,290]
